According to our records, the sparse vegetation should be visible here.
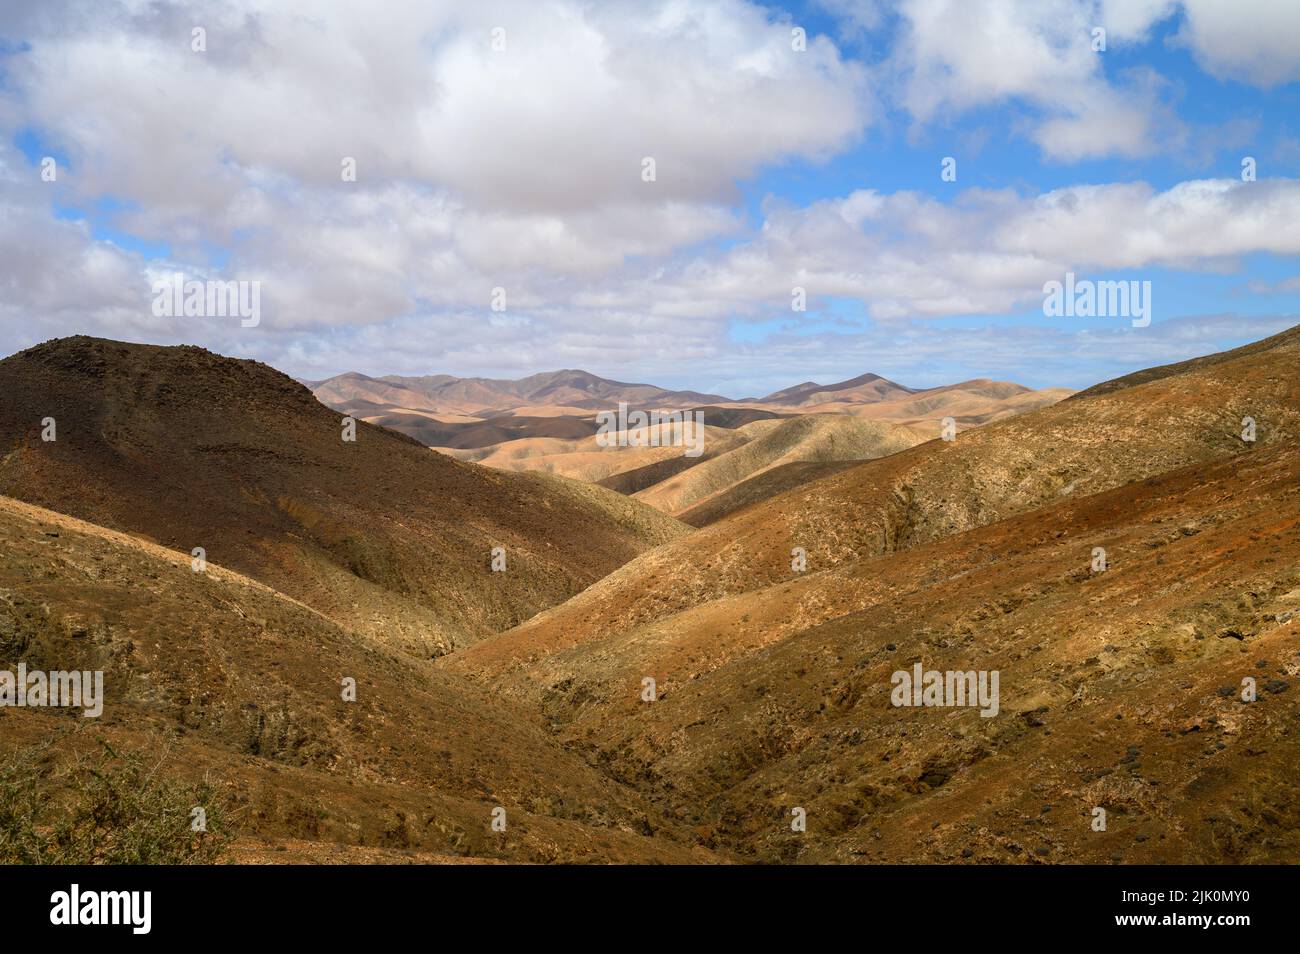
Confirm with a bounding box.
[2,326,1299,863]
[0,735,233,864]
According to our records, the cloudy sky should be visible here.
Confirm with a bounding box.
[2,0,1299,395]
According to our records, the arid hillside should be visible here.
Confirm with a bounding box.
[836,381,1075,429]
[450,324,1300,668]
[310,367,1070,510]
[311,368,731,418]
[444,324,1300,862]
[4,327,1297,865]
[0,496,711,864]
[446,415,923,510]
[754,371,916,407]
[630,414,926,517]
[441,422,754,483]
[674,459,864,527]
[0,337,687,655]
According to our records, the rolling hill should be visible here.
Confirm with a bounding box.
[8,327,1296,864]
[0,495,712,863]
[630,414,927,517]
[306,366,1069,526]
[0,337,688,656]
[754,371,915,407]
[311,368,732,418]
[443,324,1300,862]
[449,324,1300,666]
[307,369,1069,492]
[440,422,754,484]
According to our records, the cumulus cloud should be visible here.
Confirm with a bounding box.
[649,177,1300,321]
[0,142,154,339]
[3,0,869,216]
[887,0,1183,160]
[0,0,1297,391]
[1175,0,1300,87]
[883,0,1300,161]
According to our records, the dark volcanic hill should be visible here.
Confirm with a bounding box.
[0,337,687,656]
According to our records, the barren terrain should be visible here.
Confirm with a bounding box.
[3,329,1298,863]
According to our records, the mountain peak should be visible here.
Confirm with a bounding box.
[757,371,913,406]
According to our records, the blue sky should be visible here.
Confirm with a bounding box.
[1,0,1299,395]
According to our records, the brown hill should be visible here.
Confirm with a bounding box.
[451,324,1300,664]
[1067,322,1300,401]
[308,367,1067,530]
[756,371,915,406]
[370,406,781,452]
[10,328,1296,865]
[374,413,601,450]
[442,423,752,484]
[836,383,1070,429]
[447,414,921,504]
[455,443,1300,862]
[674,459,865,527]
[309,372,444,414]
[631,414,926,516]
[434,384,1064,520]
[597,447,735,496]
[443,325,1300,862]
[0,337,688,656]
[314,369,732,418]
[0,495,712,863]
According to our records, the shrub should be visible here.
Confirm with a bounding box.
[0,735,234,864]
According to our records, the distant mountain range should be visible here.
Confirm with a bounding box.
[755,370,915,406]
[302,367,1073,519]
[304,368,733,417]
[306,367,1069,432]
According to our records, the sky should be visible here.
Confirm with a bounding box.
[1,0,1299,397]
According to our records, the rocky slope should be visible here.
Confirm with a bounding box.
[442,325,1300,862]
[0,337,688,656]
[0,495,712,863]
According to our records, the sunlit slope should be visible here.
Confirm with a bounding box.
[632,414,926,516]
[450,324,1300,680]
[446,435,1300,862]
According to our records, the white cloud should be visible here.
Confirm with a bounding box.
[0,0,877,351]
[1176,0,1300,87]
[1099,0,1177,42]
[649,176,1300,321]
[884,0,1300,161]
[4,0,869,218]
[890,0,1172,160]
[1,0,1298,393]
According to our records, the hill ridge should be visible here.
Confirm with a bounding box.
[0,335,689,658]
